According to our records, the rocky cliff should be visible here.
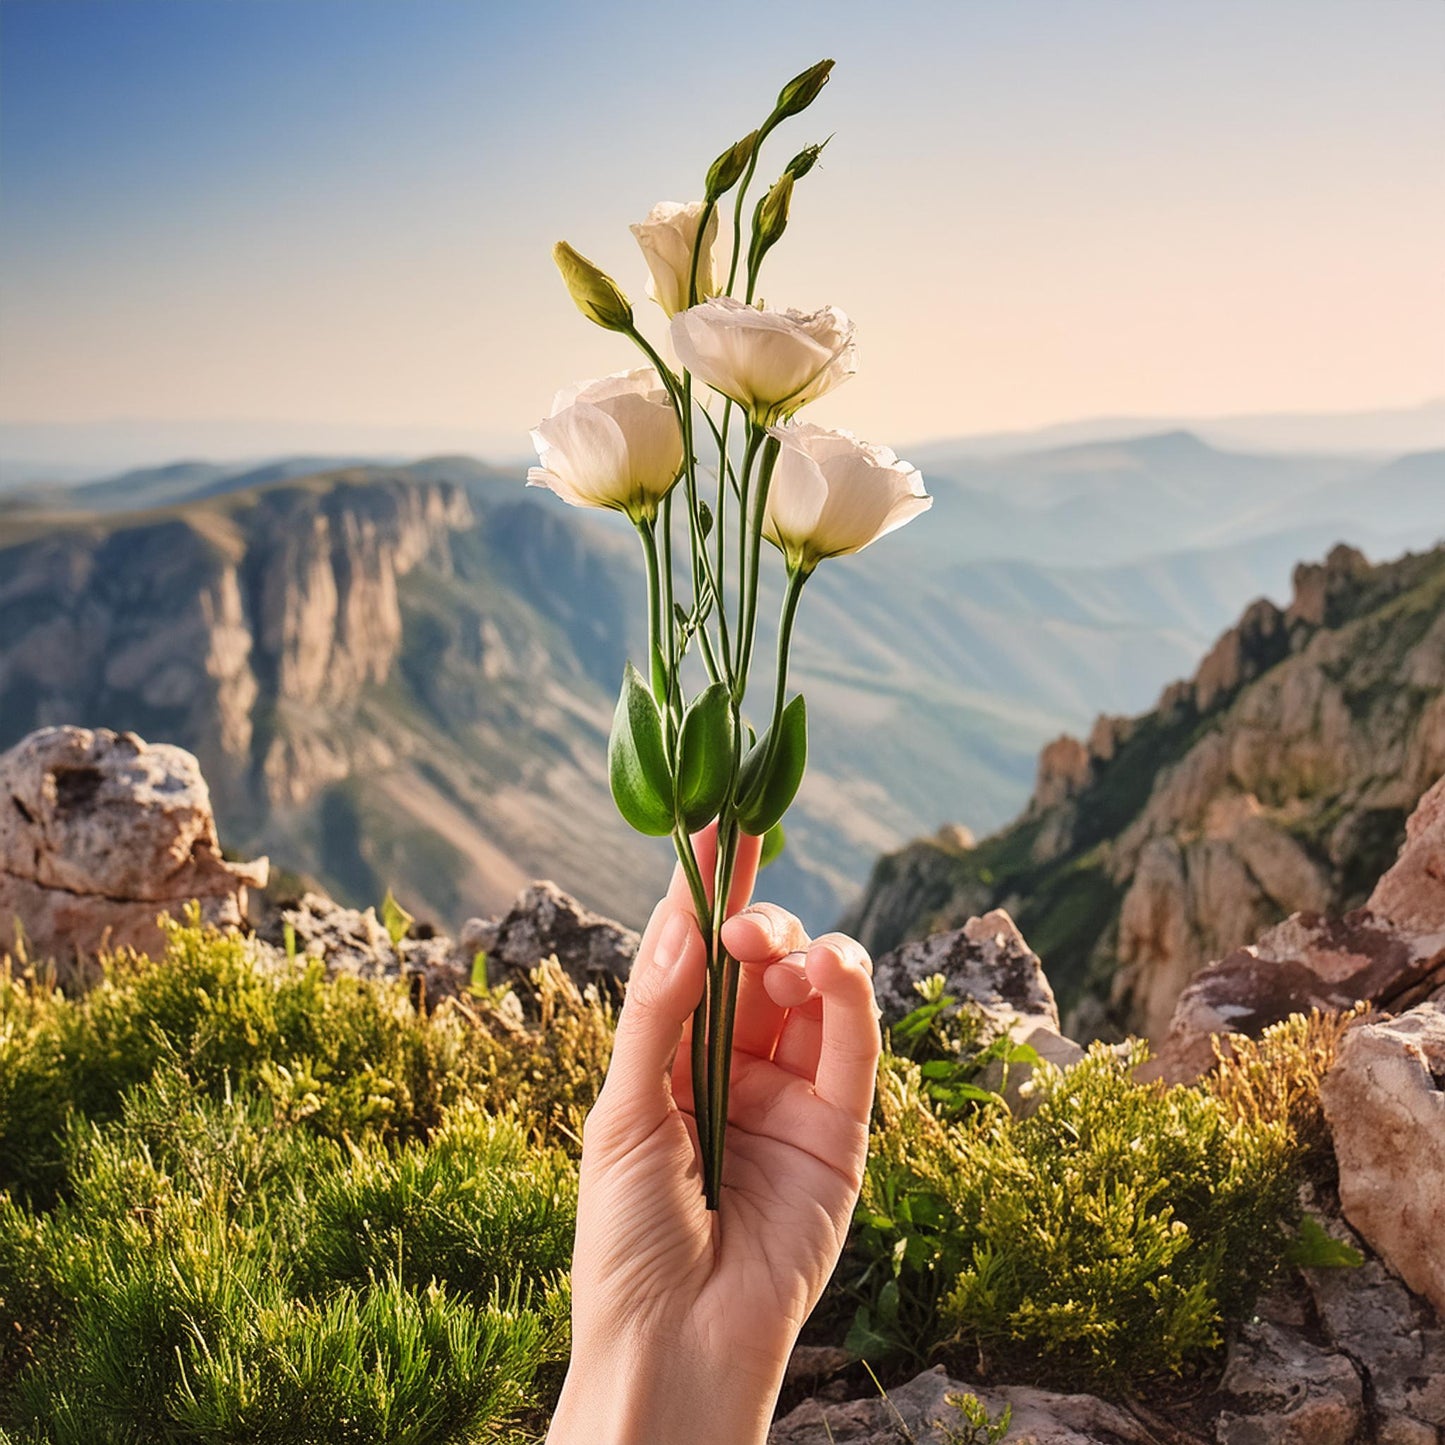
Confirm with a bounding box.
[0,469,669,926]
[845,542,1445,1038]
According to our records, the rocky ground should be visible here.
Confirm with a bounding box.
[1,722,1442,1443]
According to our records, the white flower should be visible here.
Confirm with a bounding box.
[669,297,857,426]
[527,369,682,522]
[762,423,931,572]
[630,201,720,318]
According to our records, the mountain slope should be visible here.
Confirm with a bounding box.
[4,440,1440,932]
[844,543,1445,1040]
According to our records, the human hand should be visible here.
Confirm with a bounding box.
[547,825,880,1444]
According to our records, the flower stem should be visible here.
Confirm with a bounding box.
[737,434,781,692]
[636,520,667,705]
[671,825,717,1204]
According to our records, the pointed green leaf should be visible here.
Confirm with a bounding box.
[759,821,786,868]
[381,888,414,946]
[674,682,735,831]
[608,662,674,836]
[735,694,807,835]
[697,499,714,539]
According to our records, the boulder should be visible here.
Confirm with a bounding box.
[1213,1321,1364,1445]
[260,892,471,1005]
[770,1365,1153,1444]
[1304,1256,1445,1438]
[462,879,639,989]
[0,726,266,978]
[871,911,1083,1078]
[1369,771,1445,934]
[1319,1002,1445,1315]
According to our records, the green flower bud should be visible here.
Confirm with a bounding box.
[785,137,830,181]
[706,130,758,202]
[552,241,633,333]
[772,59,833,122]
[749,172,794,274]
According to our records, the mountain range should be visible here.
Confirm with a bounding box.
[1,428,1441,933]
[845,541,1445,1041]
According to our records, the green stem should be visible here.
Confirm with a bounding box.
[756,567,806,782]
[706,816,741,1204]
[671,826,717,1206]
[732,427,765,703]
[737,434,781,691]
[636,521,667,705]
[687,199,717,309]
[726,121,774,297]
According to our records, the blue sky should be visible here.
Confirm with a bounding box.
[2,0,1442,462]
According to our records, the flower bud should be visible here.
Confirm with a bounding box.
[706,130,758,202]
[748,172,794,274]
[785,138,829,181]
[771,59,833,122]
[552,241,633,333]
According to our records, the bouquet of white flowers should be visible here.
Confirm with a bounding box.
[530,60,931,1208]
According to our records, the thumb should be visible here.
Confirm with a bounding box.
[590,900,705,1145]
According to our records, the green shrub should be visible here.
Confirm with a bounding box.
[0,920,585,1442]
[843,1041,1301,1388]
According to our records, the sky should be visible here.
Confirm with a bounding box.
[1,0,1443,465]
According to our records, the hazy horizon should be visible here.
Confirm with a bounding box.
[2,0,1442,463]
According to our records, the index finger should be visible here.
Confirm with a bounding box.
[663,823,764,920]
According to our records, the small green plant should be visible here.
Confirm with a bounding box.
[381,888,415,946]
[938,1392,1012,1445]
[889,975,1040,1119]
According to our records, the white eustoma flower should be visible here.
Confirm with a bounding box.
[669,297,857,426]
[630,201,720,317]
[527,369,683,522]
[762,422,932,572]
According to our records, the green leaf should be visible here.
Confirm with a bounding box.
[1287,1215,1365,1269]
[758,821,786,868]
[674,682,735,831]
[697,500,714,539]
[735,694,807,835]
[608,662,674,836]
[381,888,414,946]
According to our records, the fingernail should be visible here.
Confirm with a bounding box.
[655,910,693,971]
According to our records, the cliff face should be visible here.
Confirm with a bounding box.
[845,543,1445,1039]
[0,471,676,928]
[0,476,471,820]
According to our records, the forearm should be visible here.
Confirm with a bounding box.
[547,1327,785,1445]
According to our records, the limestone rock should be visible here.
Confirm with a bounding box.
[1370,772,1445,934]
[1304,1257,1445,1437]
[770,1365,1153,1445]
[1149,907,1445,1082]
[872,909,1060,1033]
[262,892,469,1004]
[1320,1002,1445,1314]
[1148,772,1445,1079]
[0,726,266,976]
[1030,735,1092,813]
[1214,1320,1364,1445]
[465,879,640,988]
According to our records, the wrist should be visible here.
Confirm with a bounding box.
[547,1323,785,1445]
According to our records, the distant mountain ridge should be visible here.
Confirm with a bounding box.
[2,436,1441,930]
[844,542,1445,1041]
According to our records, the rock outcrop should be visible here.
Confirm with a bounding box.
[0,726,266,976]
[771,1365,1154,1445]
[460,880,640,989]
[0,466,674,931]
[1320,1003,1445,1316]
[1149,772,1445,1079]
[872,910,1083,1075]
[846,542,1445,1039]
